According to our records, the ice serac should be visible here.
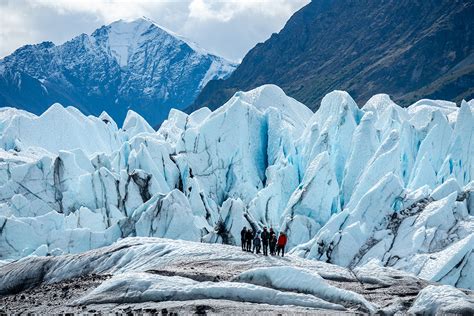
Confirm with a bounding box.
[1,85,473,292]
[298,91,360,184]
[341,111,379,207]
[280,151,340,249]
[363,94,408,142]
[122,110,155,137]
[292,173,404,266]
[0,104,121,156]
[438,101,474,185]
[347,130,401,210]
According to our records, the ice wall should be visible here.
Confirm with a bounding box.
[1,85,473,289]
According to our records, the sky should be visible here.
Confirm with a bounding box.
[0,0,309,62]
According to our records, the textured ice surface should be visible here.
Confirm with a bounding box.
[0,86,473,291]
[409,285,474,314]
[3,237,473,314]
[235,266,375,313]
[76,272,345,310]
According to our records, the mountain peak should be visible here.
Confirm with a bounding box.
[0,16,237,126]
[103,17,209,59]
[98,17,158,67]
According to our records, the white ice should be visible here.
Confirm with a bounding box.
[0,85,473,292]
[409,284,474,314]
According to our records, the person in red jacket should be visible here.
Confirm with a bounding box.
[276,232,287,257]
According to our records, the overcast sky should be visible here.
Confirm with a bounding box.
[0,0,309,62]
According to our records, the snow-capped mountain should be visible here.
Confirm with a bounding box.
[0,17,237,126]
[0,85,473,293]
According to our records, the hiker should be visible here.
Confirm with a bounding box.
[269,229,277,255]
[253,232,261,254]
[245,229,253,252]
[276,232,287,257]
[240,227,247,251]
[261,227,270,256]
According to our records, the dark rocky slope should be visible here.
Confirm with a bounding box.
[191,0,474,112]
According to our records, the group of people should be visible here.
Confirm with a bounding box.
[240,226,288,257]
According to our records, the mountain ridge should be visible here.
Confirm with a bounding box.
[190,0,474,112]
[0,17,237,126]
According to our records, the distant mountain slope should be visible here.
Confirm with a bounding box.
[0,17,236,126]
[191,0,474,112]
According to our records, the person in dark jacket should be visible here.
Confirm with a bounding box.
[240,227,247,251]
[269,228,277,255]
[253,233,261,254]
[245,229,253,252]
[276,232,287,257]
[261,227,270,256]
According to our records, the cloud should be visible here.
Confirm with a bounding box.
[28,0,170,22]
[188,0,303,22]
[0,4,37,55]
[183,0,308,61]
[0,0,309,60]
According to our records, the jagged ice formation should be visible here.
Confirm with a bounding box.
[0,84,473,290]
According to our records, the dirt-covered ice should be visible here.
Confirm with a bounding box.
[1,237,473,314]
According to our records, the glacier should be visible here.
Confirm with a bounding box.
[0,84,473,295]
[2,237,473,314]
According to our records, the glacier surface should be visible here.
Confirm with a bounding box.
[2,237,473,314]
[0,84,473,292]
